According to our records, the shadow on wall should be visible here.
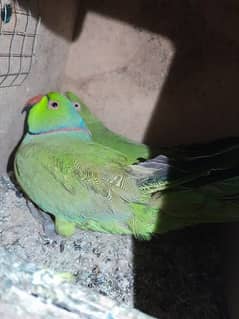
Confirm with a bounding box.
[11,0,239,318]
[14,0,81,41]
[70,0,239,147]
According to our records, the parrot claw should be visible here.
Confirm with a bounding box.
[26,200,62,244]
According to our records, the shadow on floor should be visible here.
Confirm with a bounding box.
[133,224,229,319]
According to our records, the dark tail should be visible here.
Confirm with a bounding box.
[137,137,239,191]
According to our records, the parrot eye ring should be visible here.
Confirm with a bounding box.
[48,101,59,109]
[73,102,81,110]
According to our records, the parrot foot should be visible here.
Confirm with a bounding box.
[55,217,76,237]
[26,200,61,243]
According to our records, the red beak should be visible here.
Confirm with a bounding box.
[22,95,44,113]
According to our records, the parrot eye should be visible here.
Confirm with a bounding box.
[73,102,81,110]
[48,100,59,110]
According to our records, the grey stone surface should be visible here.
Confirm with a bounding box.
[0,247,155,319]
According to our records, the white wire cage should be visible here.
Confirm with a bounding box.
[0,0,40,88]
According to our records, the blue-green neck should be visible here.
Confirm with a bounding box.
[23,129,92,143]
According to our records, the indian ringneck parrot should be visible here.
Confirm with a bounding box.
[65,91,150,164]
[14,92,239,239]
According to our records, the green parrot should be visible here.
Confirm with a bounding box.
[14,92,239,239]
[65,91,150,164]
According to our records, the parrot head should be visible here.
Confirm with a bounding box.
[65,91,83,111]
[23,92,91,136]
[65,91,96,124]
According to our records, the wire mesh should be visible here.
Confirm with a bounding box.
[0,0,40,88]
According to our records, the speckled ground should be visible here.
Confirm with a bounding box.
[0,174,230,319]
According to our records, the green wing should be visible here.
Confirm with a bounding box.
[15,134,146,234]
[15,133,208,237]
[65,91,150,163]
